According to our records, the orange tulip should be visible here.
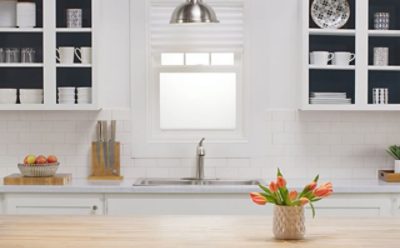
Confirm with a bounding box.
[250,192,268,205]
[269,181,278,193]
[289,190,298,201]
[314,182,333,198]
[306,181,317,191]
[299,197,310,206]
[277,176,286,188]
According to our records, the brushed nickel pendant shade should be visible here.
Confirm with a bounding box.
[170,0,219,24]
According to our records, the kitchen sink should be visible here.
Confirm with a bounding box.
[133,178,260,186]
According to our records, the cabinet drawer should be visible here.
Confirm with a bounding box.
[4,194,104,215]
[306,195,393,217]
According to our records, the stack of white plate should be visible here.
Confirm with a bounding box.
[0,88,17,104]
[310,92,352,105]
[58,87,76,104]
[76,87,92,104]
[19,89,43,104]
[16,2,36,28]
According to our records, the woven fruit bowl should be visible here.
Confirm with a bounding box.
[18,163,60,177]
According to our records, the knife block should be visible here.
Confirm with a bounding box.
[88,142,123,181]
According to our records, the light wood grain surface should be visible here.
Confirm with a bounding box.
[0,216,399,248]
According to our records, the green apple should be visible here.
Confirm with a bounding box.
[24,155,36,165]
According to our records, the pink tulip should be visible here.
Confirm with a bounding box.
[250,192,268,205]
[306,181,317,191]
[289,190,298,201]
[269,181,278,193]
[314,182,333,198]
[277,176,287,188]
[299,197,310,206]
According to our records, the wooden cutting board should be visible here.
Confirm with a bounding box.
[379,170,400,183]
[3,174,72,185]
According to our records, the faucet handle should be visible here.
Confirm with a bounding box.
[198,138,205,146]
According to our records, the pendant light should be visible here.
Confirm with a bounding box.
[170,0,219,24]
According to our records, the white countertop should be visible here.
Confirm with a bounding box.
[0,179,399,194]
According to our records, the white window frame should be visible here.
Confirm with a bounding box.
[130,0,255,158]
[150,50,245,140]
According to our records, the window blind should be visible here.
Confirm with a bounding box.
[149,0,244,50]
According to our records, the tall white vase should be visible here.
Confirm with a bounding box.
[395,160,400,174]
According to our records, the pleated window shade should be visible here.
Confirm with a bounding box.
[149,0,244,51]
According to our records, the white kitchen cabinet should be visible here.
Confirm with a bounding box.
[106,193,394,217]
[4,193,104,215]
[106,194,272,216]
[305,194,393,217]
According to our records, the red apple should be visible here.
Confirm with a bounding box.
[35,155,47,165]
[24,154,36,165]
[47,155,58,164]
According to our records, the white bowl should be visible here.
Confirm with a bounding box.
[0,88,17,95]
[20,95,42,104]
[0,97,17,104]
[20,89,43,96]
[58,87,76,92]
[76,87,91,94]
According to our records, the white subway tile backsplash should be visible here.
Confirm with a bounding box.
[0,110,395,180]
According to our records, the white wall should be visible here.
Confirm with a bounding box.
[0,0,397,181]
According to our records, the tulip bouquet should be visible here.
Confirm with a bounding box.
[250,169,333,217]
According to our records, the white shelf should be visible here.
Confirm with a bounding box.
[0,104,100,111]
[56,28,92,33]
[368,30,400,37]
[309,65,355,70]
[301,104,400,111]
[0,28,43,33]
[56,64,92,68]
[309,28,356,36]
[368,66,400,71]
[0,63,43,68]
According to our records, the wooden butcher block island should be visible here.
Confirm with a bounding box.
[0,216,399,248]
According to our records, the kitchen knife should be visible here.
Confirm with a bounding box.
[109,120,116,174]
[102,121,108,170]
[96,121,102,165]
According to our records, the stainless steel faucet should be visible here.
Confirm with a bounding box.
[196,138,206,180]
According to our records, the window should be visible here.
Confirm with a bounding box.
[149,0,244,138]
[130,0,248,157]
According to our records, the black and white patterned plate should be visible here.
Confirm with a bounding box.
[311,0,350,29]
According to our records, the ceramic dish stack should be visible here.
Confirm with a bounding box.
[77,87,92,104]
[310,92,352,105]
[19,89,43,104]
[0,88,17,104]
[58,87,76,104]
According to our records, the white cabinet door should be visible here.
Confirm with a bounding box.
[106,193,394,216]
[305,194,393,217]
[4,194,104,215]
[106,193,272,216]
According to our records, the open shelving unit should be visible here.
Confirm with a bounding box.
[0,0,99,111]
[302,0,400,111]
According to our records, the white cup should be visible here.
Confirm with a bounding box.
[310,51,334,65]
[56,47,75,64]
[332,52,356,66]
[75,47,92,64]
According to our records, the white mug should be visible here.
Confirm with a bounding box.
[310,51,334,65]
[332,52,356,66]
[56,47,75,64]
[75,47,92,64]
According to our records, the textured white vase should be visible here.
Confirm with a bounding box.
[0,0,17,27]
[17,2,36,28]
[273,205,305,240]
[395,160,400,174]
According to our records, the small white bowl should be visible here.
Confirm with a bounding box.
[76,87,91,94]
[19,89,43,96]
[0,88,17,95]
[20,95,43,104]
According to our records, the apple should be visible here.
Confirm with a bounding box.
[47,155,58,164]
[35,155,47,165]
[24,154,36,165]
